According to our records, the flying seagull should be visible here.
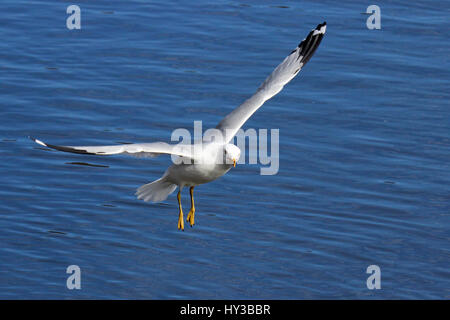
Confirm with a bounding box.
[31,22,326,230]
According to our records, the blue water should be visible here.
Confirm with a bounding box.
[0,0,449,299]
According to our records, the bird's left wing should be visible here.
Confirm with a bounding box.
[216,22,326,142]
[31,137,194,159]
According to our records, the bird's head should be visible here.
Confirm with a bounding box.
[224,144,241,167]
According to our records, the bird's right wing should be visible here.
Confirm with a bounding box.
[216,22,326,142]
[31,137,195,159]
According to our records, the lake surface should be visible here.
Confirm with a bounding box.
[0,0,448,299]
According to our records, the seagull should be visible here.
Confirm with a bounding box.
[31,22,326,230]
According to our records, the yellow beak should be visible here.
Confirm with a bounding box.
[233,159,236,167]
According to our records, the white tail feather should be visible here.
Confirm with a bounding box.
[136,177,177,203]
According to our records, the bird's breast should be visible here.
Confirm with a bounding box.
[167,162,232,186]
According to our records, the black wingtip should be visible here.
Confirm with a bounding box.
[315,21,327,33]
[29,136,49,147]
[30,137,95,155]
[300,22,327,64]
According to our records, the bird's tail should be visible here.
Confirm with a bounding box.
[136,177,177,203]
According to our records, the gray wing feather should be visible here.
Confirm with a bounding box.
[216,22,326,142]
[31,137,194,159]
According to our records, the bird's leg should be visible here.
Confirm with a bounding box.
[177,190,184,231]
[186,186,195,227]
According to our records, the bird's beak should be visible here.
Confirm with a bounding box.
[233,159,236,167]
